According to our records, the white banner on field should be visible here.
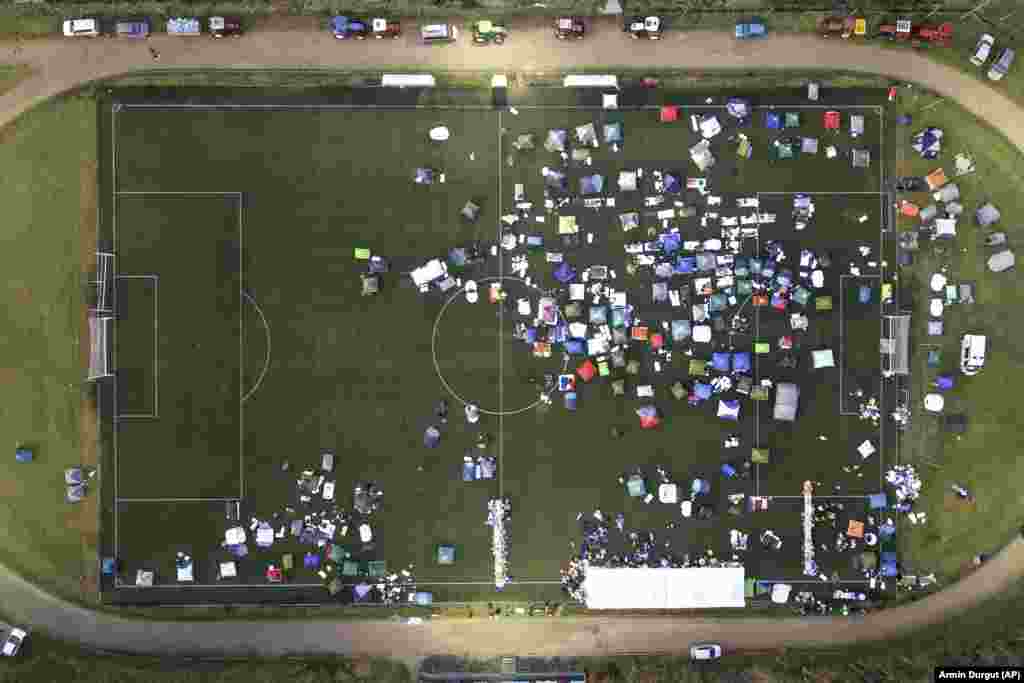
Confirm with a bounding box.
[583,567,746,609]
[382,74,436,88]
[563,74,618,89]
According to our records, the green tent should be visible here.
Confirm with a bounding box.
[784,112,801,128]
[354,247,371,260]
[341,560,360,577]
[816,296,834,312]
[754,341,771,354]
[328,545,348,563]
[751,386,770,401]
[368,560,387,577]
[751,448,771,464]
[689,359,708,376]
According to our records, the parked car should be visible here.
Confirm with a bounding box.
[735,18,767,39]
[332,16,369,39]
[370,17,401,38]
[63,18,99,37]
[960,334,987,375]
[209,16,243,38]
[1,628,27,657]
[166,17,201,36]
[970,33,994,66]
[690,642,723,661]
[894,176,928,192]
[115,19,150,38]
[554,16,585,40]
[421,23,458,44]
[988,47,1015,81]
[473,20,507,45]
[773,382,799,422]
[626,16,663,40]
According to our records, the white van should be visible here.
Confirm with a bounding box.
[63,18,100,37]
[960,334,987,375]
[421,23,457,43]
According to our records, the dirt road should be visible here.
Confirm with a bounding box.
[0,19,1022,156]
[1,536,1022,656]
[2,19,1023,657]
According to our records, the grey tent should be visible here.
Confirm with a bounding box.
[852,148,871,168]
[511,133,535,151]
[544,129,568,152]
[987,249,1015,273]
[934,183,959,203]
[976,203,1001,227]
[773,382,800,422]
[461,200,481,222]
[619,212,640,232]
[66,484,86,503]
[361,275,379,296]
[919,204,938,223]
[65,467,84,486]
[423,426,441,448]
[544,169,568,192]
[575,122,598,147]
[414,168,436,185]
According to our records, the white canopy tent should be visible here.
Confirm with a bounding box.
[563,74,619,89]
[582,567,745,609]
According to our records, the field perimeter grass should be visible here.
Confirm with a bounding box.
[0,93,97,602]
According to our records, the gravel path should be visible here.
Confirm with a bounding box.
[0,20,1021,156]
[2,19,1023,657]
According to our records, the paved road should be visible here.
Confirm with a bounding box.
[2,18,1023,657]
[1,537,1023,656]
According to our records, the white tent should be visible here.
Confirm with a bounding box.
[583,567,745,609]
[411,259,447,287]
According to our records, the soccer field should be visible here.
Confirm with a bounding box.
[99,87,900,604]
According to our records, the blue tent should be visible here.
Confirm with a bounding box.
[660,233,681,254]
[721,463,737,478]
[712,352,731,372]
[664,173,682,193]
[766,111,782,129]
[727,97,752,121]
[868,492,888,510]
[671,320,691,342]
[761,262,776,279]
[604,122,623,145]
[694,382,713,401]
[859,285,872,304]
[734,257,749,277]
[462,461,475,481]
[935,375,954,391]
[610,306,629,328]
[691,478,711,496]
[565,339,585,354]
[553,324,568,343]
[589,306,608,324]
[897,114,912,126]
[880,552,898,577]
[709,293,728,313]
[553,261,577,284]
[733,352,751,374]
[580,174,605,195]
[15,447,33,463]
[879,520,896,539]
[675,256,697,274]
[749,258,763,275]
[564,392,578,411]
[525,327,538,343]
[101,557,117,576]
[775,269,793,288]
[696,252,716,272]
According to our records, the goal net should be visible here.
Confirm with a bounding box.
[88,314,113,380]
[91,252,115,314]
[881,314,910,376]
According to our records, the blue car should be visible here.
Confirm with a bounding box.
[735,19,767,39]
[332,16,369,39]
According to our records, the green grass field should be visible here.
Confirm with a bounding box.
[0,73,1022,610]
[95,89,897,601]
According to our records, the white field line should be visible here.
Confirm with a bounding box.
[497,110,504,505]
[117,497,239,503]
[238,194,245,502]
[240,289,271,404]
[120,104,885,111]
[112,104,119,559]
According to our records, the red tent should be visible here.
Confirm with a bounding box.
[639,414,661,429]
[824,110,840,130]
[577,359,596,382]
[660,105,679,123]
[650,333,665,350]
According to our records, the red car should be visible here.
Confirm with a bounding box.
[554,16,584,39]
[371,17,401,38]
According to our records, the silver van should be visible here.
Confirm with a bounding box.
[988,48,1015,81]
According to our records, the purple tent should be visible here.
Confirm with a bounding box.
[553,261,577,284]
[694,382,713,401]
[424,426,441,449]
[564,392,578,411]
[664,173,682,193]
[525,327,538,343]
[732,352,751,374]
[776,269,793,288]
[880,552,898,577]
[935,375,954,391]
[553,324,568,344]
[304,552,320,569]
[712,352,731,372]
[565,339,585,354]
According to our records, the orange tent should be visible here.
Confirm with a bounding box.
[926,167,948,191]
[631,326,649,341]
[847,520,865,539]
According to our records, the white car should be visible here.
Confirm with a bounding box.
[960,334,987,375]
[970,34,994,66]
[63,18,99,37]
[2,628,27,657]
[689,642,722,661]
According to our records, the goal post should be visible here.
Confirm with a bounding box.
[88,313,113,381]
[881,314,910,376]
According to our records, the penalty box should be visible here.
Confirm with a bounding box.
[114,192,244,501]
